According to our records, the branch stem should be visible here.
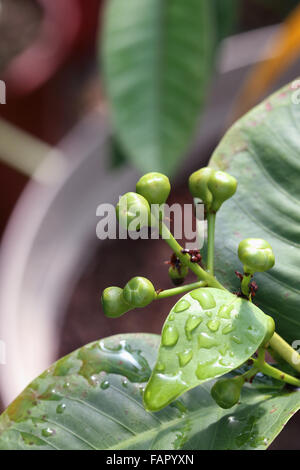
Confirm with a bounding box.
[159,222,226,290]
[207,212,216,275]
[269,332,300,374]
[241,273,252,298]
[156,281,207,300]
[252,358,300,388]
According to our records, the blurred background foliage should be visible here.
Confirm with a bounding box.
[101,0,300,175]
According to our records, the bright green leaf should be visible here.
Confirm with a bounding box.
[144,288,272,411]
[101,0,215,175]
[0,334,299,450]
[209,80,300,345]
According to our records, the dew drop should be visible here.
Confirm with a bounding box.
[143,372,187,411]
[122,379,128,388]
[56,404,66,414]
[232,336,242,344]
[174,300,190,313]
[42,428,55,438]
[195,359,217,380]
[222,324,235,335]
[178,349,193,367]
[162,325,179,347]
[218,344,228,356]
[101,380,110,390]
[156,362,166,372]
[190,289,216,310]
[207,319,220,332]
[218,304,233,319]
[219,358,232,367]
[185,315,203,340]
[197,332,217,349]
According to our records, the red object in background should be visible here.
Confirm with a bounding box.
[4,0,103,96]
[0,0,105,234]
[0,0,104,142]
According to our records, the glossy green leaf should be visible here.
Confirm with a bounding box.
[101,0,215,175]
[144,288,272,411]
[0,334,299,450]
[209,81,300,345]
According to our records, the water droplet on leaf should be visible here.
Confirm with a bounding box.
[101,380,110,390]
[207,319,220,332]
[190,289,216,310]
[197,332,218,349]
[56,404,66,414]
[156,362,166,372]
[185,315,203,340]
[178,349,193,367]
[222,324,235,335]
[162,325,179,347]
[232,336,242,344]
[42,428,55,438]
[218,304,233,319]
[174,300,190,313]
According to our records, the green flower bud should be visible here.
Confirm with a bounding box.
[168,265,189,286]
[211,376,244,409]
[189,168,237,212]
[136,172,171,205]
[116,192,150,230]
[207,170,237,212]
[101,287,131,318]
[123,277,156,308]
[238,238,275,275]
[188,167,214,209]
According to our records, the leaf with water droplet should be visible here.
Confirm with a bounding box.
[0,333,300,450]
[144,288,273,411]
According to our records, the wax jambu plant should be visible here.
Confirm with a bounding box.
[0,83,300,450]
[102,169,298,415]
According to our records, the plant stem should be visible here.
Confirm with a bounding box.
[242,365,259,382]
[241,273,252,298]
[257,347,266,368]
[159,222,226,291]
[269,332,300,374]
[156,281,207,300]
[252,358,300,388]
[207,212,216,275]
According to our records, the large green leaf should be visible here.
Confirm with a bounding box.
[101,0,215,175]
[144,288,272,411]
[208,81,300,345]
[1,333,299,450]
